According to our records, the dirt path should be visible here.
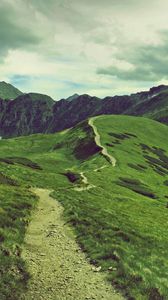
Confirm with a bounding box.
[21,188,122,300]
[94,165,107,172]
[88,118,116,167]
[80,172,88,185]
[74,172,95,192]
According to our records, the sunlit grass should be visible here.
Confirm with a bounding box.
[0,115,168,299]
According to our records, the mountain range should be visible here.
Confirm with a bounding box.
[0,81,168,138]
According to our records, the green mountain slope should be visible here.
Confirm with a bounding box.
[0,115,168,299]
[0,81,22,100]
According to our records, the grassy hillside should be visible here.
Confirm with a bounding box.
[0,81,22,100]
[53,116,168,299]
[0,115,168,299]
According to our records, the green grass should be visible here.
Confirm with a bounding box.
[0,157,42,170]
[117,177,157,199]
[0,115,168,299]
[0,127,84,299]
[52,116,168,299]
[0,185,37,300]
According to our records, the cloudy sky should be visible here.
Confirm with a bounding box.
[1,0,168,99]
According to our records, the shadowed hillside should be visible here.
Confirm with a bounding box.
[1,83,168,138]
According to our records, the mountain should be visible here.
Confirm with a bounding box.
[125,84,168,123]
[1,83,168,138]
[0,81,22,100]
[0,115,168,299]
[0,92,54,137]
[64,93,80,102]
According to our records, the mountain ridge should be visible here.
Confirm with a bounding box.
[0,81,168,138]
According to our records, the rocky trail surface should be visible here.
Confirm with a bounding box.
[88,118,116,167]
[21,188,122,300]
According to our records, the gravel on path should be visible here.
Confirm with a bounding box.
[20,188,123,300]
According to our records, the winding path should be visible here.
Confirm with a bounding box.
[74,172,95,191]
[21,188,122,300]
[88,117,116,167]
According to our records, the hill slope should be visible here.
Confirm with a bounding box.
[0,115,168,299]
[0,81,22,100]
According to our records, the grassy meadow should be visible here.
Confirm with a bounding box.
[0,115,168,299]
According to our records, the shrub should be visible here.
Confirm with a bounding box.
[117,177,157,199]
[0,173,19,186]
[62,171,81,183]
[0,157,42,170]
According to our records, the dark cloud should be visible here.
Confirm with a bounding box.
[0,2,40,57]
[29,0,98,33]
[97,66,158,81]
[97,31,168,82]
[0,0,167,98]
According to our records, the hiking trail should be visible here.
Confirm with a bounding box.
[21,188,122,300]
[88,117,116,167]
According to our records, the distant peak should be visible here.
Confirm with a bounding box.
[0,81,22,100]
[0,81,17,87]
[14,92,55,105]
[0,81,13,86]
[149,84,168,94]
[65,93,80,102]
